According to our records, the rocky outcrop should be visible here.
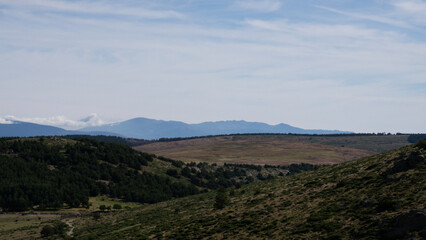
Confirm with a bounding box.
[386,151,425,176]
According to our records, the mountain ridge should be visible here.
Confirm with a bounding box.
[0,121,120,138]
[80,117,352,139]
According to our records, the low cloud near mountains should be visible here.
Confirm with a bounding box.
[0,113,105,130]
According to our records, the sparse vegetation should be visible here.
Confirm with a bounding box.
[136,134,410,165]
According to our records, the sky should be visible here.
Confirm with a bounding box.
[0,0,425,133]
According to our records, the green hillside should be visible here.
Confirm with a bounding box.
[0,137,198,211]
[0,137,311,213]
[70,141,425,239]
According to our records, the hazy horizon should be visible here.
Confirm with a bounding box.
[1,114,424,134]
[1,0,425,133]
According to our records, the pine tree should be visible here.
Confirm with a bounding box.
[214,187,229,209]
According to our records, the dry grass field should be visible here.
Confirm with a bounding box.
[134,135,403,165]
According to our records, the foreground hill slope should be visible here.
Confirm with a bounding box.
[135,134,411,165]
[74,142,426,239]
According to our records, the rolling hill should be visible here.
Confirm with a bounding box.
[79,117,352,139]
[66,141,426,239]
[135,134,411,165]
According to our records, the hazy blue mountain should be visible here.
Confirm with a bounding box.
[192,121,304,135]
[0,121,119,137]
[81,118,197,139]
[80,117,352,139]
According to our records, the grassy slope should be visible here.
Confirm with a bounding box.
[135,135,410,165]
[73,143,425,240]
[0,214,61,239]
[299,134,410,152]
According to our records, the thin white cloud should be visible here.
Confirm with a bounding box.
[0,114,106,130]
[316,5,414,29]
[234,0,281,12]
[244,19,283,31]
[243,18,402,42]
[0,117,14,124]
[392,0,426,25]
[393,0,426,12]
[0,0,184,19]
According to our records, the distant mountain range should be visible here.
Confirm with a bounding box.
[0,121,119,138]
[79,117,352,139]
[0,117,352,139]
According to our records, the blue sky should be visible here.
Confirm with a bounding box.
[0,0,425,132]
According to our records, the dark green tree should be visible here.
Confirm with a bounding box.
[41,225,55,238]
[214,187,229,209]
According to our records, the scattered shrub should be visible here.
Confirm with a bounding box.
[40,221,68,238]
[93,212,101,220]
[415,139,426,150]
[166,169,179,177]
[377,199,398,212]
[214,188,230,209]
[41,225,55,238]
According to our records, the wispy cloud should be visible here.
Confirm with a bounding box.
[316,5,414,29]
[393,0,426,12]
[234,0,281,12]
[0,114,105,130]
[392,0,426,25]
[243,18,402,42]
[244,19,283,31]
[0,0,184,19]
